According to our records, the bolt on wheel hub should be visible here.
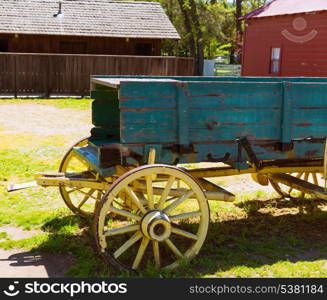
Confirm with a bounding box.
[141,210,171,242]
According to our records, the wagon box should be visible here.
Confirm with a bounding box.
[8,75,327,272]
[85,76,327,176]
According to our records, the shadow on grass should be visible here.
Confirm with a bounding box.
[28,215,103,277]
[2,251,75,278]
[28,198,327,277]
[184,197,327,277]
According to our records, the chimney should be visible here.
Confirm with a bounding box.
[53,1,63,17]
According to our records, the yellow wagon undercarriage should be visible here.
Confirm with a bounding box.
[7,141,327,271]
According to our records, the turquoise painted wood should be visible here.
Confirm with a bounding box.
[76,76,327,176]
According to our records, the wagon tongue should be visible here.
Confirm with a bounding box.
[7,172,65,192]
[7,181,38,192]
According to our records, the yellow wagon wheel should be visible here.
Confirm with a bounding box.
[59,137,105,217]
[94,164,209,272]
[269,172,324,199]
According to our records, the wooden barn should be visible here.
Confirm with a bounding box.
[241,0,327,77]
[0,0,196,97]
[0,0,180,56]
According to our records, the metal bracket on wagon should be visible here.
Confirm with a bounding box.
[165,144,196,155]
[97,143,144,168]
[278,142,294,152]
[235,137,262,170]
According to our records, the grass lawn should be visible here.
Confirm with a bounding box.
[0,99,327,278]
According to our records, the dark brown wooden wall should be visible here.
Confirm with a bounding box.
[0,34,162,56]
[0,53,194,97]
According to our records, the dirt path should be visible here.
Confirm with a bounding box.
[0,249,75,278]
[0,103,92,137]
[0,226,75,278]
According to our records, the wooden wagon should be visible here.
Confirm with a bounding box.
[9,76,327,272]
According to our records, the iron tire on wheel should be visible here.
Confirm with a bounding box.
[94,164,210,272]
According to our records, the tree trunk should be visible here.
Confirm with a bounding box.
[235,0,243,64]
[189,0,204,75]
[177,0,196,59]
[178,0,199,75]
[236,0,243,37]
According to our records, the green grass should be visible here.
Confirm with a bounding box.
[0,231,8,240]
[0,99,327,278]
[0,98,92,110]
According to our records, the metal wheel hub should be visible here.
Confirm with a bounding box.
[141,210,171,242]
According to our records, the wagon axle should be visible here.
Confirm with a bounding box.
[141,210,171,242]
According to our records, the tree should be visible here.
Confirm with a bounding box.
[122,0,271,65]
[177,0,204,75]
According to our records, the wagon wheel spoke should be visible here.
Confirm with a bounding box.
[313,173,319,185]
[113,231,143,259]
[124,186,147,214]
[109,206,142,221]
[146,175,154,209]
[77,188,96,208]
[152,241,160,269]
[166,196,179,202]
[105,224,140,237]
[135,192,147,206]
[300,173,310,198]
[76,189,100,201]
[170,211,202,222]
[132,237,150,270]
[288,172,303,194]
[66,187,82,194]
[171,227,198,241]
[164,190,194,214]
[96,190,104,203]
[165,238,183,258]
[157,176,176,209]
[95,165,209,271]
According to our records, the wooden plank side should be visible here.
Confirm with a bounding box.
[187,82,283,108]
[289,83,327,106]
[288,83,327,139]
[189,110,281,142]
[119,81,178,144]
[121,109,177,143]
[119,82,177,109]
[186,82,282,143]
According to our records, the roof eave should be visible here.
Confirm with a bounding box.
[242,9,326,20]
[0,31,181,40]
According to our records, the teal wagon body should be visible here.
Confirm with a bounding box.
[76,76,327,177]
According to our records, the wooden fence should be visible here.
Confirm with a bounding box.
[0,53,194,97]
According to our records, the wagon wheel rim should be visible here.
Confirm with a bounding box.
[94,164,209,272]
[59,137,104,216]
[269,172,324,199]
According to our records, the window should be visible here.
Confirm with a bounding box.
[0,39,9,52]
[270,47,281,74]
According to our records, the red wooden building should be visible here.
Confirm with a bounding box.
[242,0,327,77]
